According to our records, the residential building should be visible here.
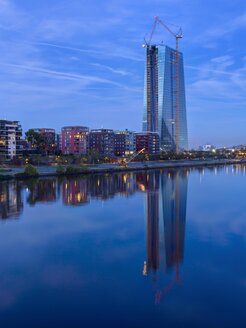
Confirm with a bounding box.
[135,132,160,154]
[114,129,136,156]
[143,44,188,151]
[202,144,215,152]
[89,129,114,156]
[61,126,89,155]
[0,120,22,160]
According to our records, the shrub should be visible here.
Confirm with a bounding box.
[63,166,89,175]
[24,164,38,176]
[79,166,89,172]
[56,166,66,174]
[65,166,81,174]
[56,165,89,175]
[15,164,38,178]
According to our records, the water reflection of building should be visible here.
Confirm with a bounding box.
[61,173,138,205]
[26,179,57,205]
[0,181,23,219]
[161,171,187,272]
[139,170,188,299]
[139,171,160,271]
[62,178,89,206]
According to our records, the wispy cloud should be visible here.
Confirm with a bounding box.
[91,63,132,76]
[31,41,143,62]
[0,62,124,87]
[0,0,246,146]
[199,12,246,42]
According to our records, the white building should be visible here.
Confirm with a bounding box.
[0,120,22,160]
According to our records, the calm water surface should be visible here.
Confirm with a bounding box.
[0,166,245,327]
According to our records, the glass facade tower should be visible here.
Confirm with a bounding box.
[143,45,188,151]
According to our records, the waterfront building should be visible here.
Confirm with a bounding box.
[61,126,89,155]
[114,129,136,156]
[19,139,29,152]
[135,132,160,155]
[201,144,215,152]
[89,129,115,156]
[143,45,188,151]
[0,120,22,160]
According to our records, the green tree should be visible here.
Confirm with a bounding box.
[88,149,100,164]
[25,130,46,153]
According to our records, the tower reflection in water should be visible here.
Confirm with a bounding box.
[138,170,188,303]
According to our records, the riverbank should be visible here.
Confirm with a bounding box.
[0,158,245,180]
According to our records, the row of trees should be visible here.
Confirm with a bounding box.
[4,147,241,167]
[25,129,56,155]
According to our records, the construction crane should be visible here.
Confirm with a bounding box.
[144,16,183,154]
[118,148,145,167]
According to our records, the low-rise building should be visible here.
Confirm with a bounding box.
[89,129,114,156]
[114,130,136,156]
[0,120,22,160]
[201,144,215,152]
[135,132,160,155]
[61,126,89,155]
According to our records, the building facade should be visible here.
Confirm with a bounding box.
[0,120,22,160]
[135,132,160,155]
[143,45,188,152]
[89,129,115,156]
[114,130,136,156]
[61,126,89,155]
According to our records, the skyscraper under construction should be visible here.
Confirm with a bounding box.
[142,18,188,152]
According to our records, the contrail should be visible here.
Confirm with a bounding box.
[32,41,143,62]
[185,64,242,77]
[0,62,142,92]
[0,62,123,86]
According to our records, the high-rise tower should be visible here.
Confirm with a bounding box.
[143,44,188,151]
[142,17,188,152]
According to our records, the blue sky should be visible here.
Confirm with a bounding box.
[1,0,246,148]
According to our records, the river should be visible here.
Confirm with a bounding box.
[0,165,245,327]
